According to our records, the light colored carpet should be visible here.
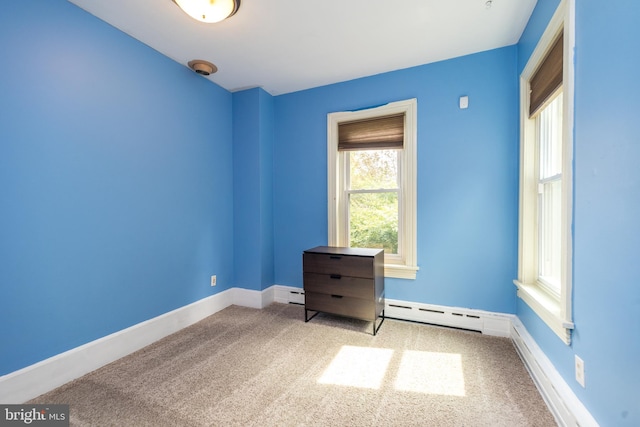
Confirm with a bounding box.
[30,303,557,426]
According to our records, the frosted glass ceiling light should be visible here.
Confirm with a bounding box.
[173,0,240,23]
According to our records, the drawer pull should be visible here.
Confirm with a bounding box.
[330,274,342,280]
[329,255,342,260]
[330,294,344,299]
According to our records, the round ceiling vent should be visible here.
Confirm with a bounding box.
[188,60,218,76]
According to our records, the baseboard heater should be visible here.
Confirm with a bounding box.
[276,287,511,337]
[386,303,484,333]
[287,290,305,306]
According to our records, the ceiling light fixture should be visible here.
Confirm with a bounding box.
[172,0,240,23]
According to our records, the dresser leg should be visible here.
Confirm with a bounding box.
[305,309,319,323]
[372,310,385,335]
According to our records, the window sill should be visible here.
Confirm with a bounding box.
[513,280,574,344]
[385,264,418,280]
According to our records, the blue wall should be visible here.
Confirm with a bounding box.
[517,1,640,425]
[233,88,275,290]
[0,0,235,375]
[273,46,519,314]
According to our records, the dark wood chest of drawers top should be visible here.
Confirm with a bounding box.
[303,246,385,334]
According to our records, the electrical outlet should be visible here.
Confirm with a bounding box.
[210,275,217,287]
[575,355,585,388]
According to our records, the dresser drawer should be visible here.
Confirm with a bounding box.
[304,292,376,322]
[303,272,373,300]
[303,253,373,278]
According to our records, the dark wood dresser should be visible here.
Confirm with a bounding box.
[303,246,385,335]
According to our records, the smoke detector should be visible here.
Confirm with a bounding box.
[188,60,218,76]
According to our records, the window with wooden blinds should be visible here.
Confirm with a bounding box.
[338,113,404,151]
[529,30,563,118]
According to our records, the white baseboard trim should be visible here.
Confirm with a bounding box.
[1,283,598,427]
[232,287,266,309]
[511,318,599,427]
[1,289,238,403]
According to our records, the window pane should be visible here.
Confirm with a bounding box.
[539,94,563,180]
[540,179,562,293]
[349,150,398,190]
[349,192,398,254]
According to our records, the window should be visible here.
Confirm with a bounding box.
[328,99,418,279]
[515,0,574,344]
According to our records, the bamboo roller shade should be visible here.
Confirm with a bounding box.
[338,113,404,151]
[529,30,563,117]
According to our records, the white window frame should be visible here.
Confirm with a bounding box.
[514,0,575,344]
[328,99,418,279]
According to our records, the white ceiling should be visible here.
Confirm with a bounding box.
[68,0,537,96]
